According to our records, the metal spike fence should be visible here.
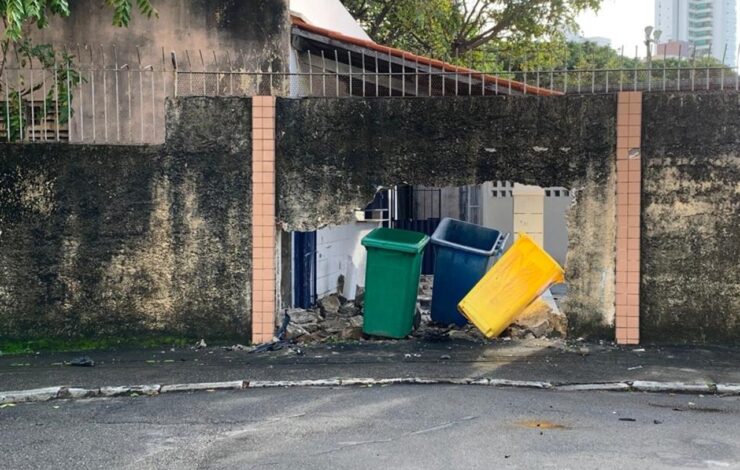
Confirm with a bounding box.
[1,45,739,144]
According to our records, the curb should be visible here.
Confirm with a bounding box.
[1,378,738,405]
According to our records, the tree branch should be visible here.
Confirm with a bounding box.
[368,0,396,40]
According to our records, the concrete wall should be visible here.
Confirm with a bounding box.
[0,97,253,340]
[641,92,740,343]
[276,95,617,337]
[29,0,290,142]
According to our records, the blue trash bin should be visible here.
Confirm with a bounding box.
[430,218,508,326]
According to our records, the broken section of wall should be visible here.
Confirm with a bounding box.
[641,92,740,343]
[276,96,617,337]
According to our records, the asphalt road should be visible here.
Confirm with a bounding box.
[1,386,738,469]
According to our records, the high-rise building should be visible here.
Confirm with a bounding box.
[654,0,737,66]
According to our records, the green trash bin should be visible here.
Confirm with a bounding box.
[361,227,430,338]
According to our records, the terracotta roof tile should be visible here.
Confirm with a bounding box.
[291,16,561,97]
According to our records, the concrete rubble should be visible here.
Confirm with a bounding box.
[285,275,568,343]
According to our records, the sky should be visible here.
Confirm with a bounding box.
[576,0,740,57]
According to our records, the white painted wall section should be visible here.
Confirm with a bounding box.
[290,0,371,40]
[316,222,379,300]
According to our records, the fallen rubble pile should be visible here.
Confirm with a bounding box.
[283,274,568,344]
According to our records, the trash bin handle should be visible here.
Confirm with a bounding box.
[494,232,511,255]
[431,234,501,257]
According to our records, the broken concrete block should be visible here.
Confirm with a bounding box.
[288,308,321,325]
[318,295,341,315]
[160,381,244,393]
[0,387,61,404]
[100,385,161,397]
[57,387,100,399]
[509,292,568,338]
[340,326,363,340]
[338,302,360,316]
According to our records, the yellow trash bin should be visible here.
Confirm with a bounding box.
[457,233,565,338]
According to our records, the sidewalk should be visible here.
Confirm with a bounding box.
[2,338,739,396]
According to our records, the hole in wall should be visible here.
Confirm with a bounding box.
[281,180,575,342]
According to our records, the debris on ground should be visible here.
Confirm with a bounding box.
[222,344,252,352]
[195,339,207,349]
[506,290,568,339]
[285,294,366,343]
[284,274,570,344]
[67,356,95,367]
[251,312,304,355]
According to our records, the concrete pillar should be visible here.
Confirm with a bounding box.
[251,96,277,344]
[615,91,642,345]
[512,184,545,247]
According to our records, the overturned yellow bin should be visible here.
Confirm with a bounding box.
[457,233,565,338]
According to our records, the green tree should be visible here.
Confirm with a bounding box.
[341,0,602,64]
[0,0,157,140]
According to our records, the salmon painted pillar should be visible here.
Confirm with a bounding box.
[251,96,277,344]
[615,92,642,345]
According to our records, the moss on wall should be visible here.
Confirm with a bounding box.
[0,97,253,340]
[641,92,740,343]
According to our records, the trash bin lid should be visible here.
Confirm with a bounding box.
[431,217,503,257]
[361,227,430,254]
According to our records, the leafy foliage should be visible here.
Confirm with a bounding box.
[341,0,602,65]
[0,0,70,41]
[0,0,156,140]
[106,0,158,28]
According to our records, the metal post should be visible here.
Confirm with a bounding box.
[706,44,712,90]
[388,50,392,96]
[415,56,419,96]
[720,44,727,90]
[619,46,624,92]
[113,46,120,142]
[226,51,233,95]
[677,44,682,91]
[186,49,193,95]
[428,61,432,96]
[211,50,218,96]
[321,50,326,96]
[66,54,72,141]
[89,46,96,142]
[736,44,740,91]
[308,50,314,96]
[4,72,9,141]
[361,51,366,97]
[334,49,339,96]
[523,55,527,95]
[137,47,144,142]
[508,63,512,94]
[401,55,405,97]
[453,66,458,95]
[150,65,155,142]
[54,56,60,141]
[662,46,667,91]
[633,46,638,91]
[28,49,36,141]
[375,55,380,96]
[42,54,48,141]
[77,45,84,141]
[199,49,205,96]
[348,50,353,96]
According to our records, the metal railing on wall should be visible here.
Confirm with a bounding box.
[2,45,739,144]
